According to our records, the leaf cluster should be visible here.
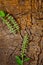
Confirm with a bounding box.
[0,11,19,34]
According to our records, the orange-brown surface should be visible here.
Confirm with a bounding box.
[0,0,43,29]
[0,0,43,65]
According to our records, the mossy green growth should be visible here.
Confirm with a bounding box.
[0,10,5,17]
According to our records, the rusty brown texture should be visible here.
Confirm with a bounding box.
[0,0,43,29]
[0,0,43,65]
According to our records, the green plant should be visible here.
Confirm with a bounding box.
[15,34,30,65]
[0,10,19,34]
[0,10,30,65]
[0,10,5,17]
[6,14,19,32]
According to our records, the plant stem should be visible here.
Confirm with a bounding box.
[22,55,24,65]
[21,33,28,65]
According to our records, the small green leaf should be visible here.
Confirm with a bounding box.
[0,10,5,17]
[15,56,22,65]
[24,58,30,62]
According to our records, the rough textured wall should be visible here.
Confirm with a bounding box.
[0,0,43,65]
[0,0,43,29]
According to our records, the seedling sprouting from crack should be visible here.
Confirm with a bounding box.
[0,10,20,34]
[15,33,30,65]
